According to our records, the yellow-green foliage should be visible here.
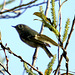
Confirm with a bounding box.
[34,6,59,37]
[23,63,37,75]
[45,55,56,75]
[62,18,70,43]
[51,0,56,27]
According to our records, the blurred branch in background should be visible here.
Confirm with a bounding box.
[0,0,15,9]
[58,0,61,74]
[54,16,75,75]
[0,0,47,19]
[31,0,51,71]
[0,31,11,75]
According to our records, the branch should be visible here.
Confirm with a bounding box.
[0,42,43,75]
[0,62,11,75]
[54,16,75,75]
[54,54,63,75]
[66,61,68,75]
[0,0,37,14]
[0,13,21,18]
[64,16,75,49]
[60,69,75,74]
[31,0,50,70]
[57,0,67,25]
[58,0,62,74]
[3,43,9,71]
[0,1,46,19]
[31,47,39,68]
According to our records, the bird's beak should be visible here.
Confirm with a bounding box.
[12,26,16,28]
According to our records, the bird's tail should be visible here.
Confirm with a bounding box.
[43,46,53,58]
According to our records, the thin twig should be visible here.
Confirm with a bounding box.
[0,62,11,75]
[60,69,75,74]
[57,0,67,26]
[64,16,75,50]
[31,47,39,68]
[54,54,63,75]
[65,16,75,75]
[54,0,69,75]
[0,2,46,19]
[31,0,50,69]
[58,0,61,74]
[3,43,9,71]
[45,0,50,17]
[0,0,6,12]
[54,16,75,75]
[40,0,50,34]
[0,0,37,14]
[3,0,6,9]
[66,61,68,75]
[19,0,23,5]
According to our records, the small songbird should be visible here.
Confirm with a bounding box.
[12,24,59,58]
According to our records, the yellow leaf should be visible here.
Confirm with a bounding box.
[33,12,50,23]
[33,12,42,18]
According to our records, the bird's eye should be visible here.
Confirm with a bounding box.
[18,25,23,29]
[19,25,22,28]
[17,24,24,30]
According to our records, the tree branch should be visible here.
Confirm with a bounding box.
[0,1,46,19]
[64,16,75,50]
[0,62,11,75]
[0,0,37,14]
[31,0,50,70]
[54,16,75,75]
[58,0,62,74]
[0,42,43,75]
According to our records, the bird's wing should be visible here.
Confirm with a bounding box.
[34,34,59,46]
[27,35,50,47]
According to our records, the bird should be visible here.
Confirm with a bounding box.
[12,24,59,58]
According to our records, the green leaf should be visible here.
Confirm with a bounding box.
[34,12,50,23]
[62,18,70,43]
[51,0,56,27]
[34,11,59,36]
[44,22,59,36]
[45,55,56,75]
[23,63,37,75]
